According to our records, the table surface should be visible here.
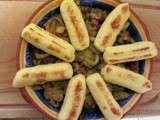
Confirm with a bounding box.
[0,0,160,119]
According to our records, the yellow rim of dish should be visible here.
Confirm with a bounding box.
[19,0,151,119]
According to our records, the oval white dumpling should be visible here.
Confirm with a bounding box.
[94,3,130,52]
[22,23,75,62]
[60,0,89,51]
[13,63,73,88]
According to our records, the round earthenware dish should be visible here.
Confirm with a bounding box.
[18,0,151,119]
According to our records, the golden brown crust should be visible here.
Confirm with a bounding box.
[109,54,152,63]
[52,71,65,78]
[122,4,129,13]
[96,80,104,91]
[143,54,152,57]
[132,47,150,52]
[106,67,112,73]
[67,6,85,46]
[110,107,121,116]
[111,15,121,30]
[51,40,66,49]
[113,52,124,55]
[66,81,82,120]
[95,80,121,116]
[70,15,85,45]
[101,34,111,47]
[32,72,47,80]
[47,45,61,53]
